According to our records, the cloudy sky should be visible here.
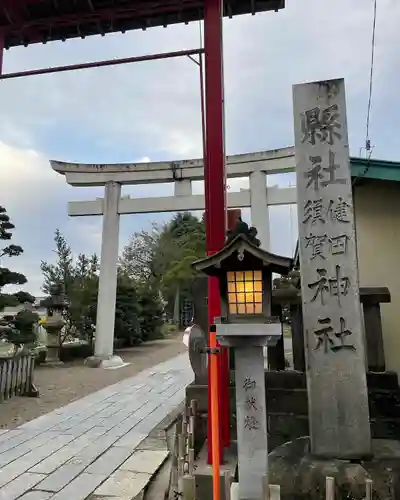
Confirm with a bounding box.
[0,0,397,296]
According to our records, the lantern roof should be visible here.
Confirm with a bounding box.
[192,234,293,277]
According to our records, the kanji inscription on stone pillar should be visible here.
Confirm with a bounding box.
[293,78,371,458]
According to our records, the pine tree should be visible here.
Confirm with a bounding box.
[0,206,39,347]
[0,205,28,310]
[40,230,99,343]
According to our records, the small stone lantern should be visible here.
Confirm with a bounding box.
[192,233,292,500]
[42,284,69,365]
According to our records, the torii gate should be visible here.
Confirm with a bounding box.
[51,148,296,363]
[51,149,297,352]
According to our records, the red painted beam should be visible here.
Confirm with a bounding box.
[0,34,3,74]
[1,0,202,31]
[3,0,44,5]
[0,48,204,79]
[203,0,229,465]
[203,0,225,256]
[1,0,202,45]
[2,0,43,42]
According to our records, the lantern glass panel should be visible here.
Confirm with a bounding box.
[254,303,263,314]
[238,304,246,314]
[227,270,264,316]
[246,303,255,314]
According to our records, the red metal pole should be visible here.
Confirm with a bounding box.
[0,48,204,80]
[0,34,4,75]
[203,0,229,464]
[210,327,221,500]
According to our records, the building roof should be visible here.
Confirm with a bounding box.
[1,0,284,49]
[351,157,400,183]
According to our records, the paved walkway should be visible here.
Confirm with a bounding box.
[0,353,193,500]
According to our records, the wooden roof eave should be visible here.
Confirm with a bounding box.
[192,234,293,277]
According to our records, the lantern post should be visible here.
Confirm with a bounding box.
[192,231,292,498]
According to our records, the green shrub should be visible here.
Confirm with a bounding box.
[137,285,164,341]
[162,323,178,336]
[114,278,141,346]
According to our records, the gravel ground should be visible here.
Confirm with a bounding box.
[0,332,187,430]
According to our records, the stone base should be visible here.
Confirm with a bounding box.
[46,346,63,366]
[85,355,125,369]
[45,359,64,367]
[269,437,400,500]
[230,482,280,500]
[231,482,239,500]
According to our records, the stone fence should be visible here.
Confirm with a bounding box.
[272,286,390,372]
[0,353,38,403]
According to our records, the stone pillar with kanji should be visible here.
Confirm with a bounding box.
[293,78,371,458]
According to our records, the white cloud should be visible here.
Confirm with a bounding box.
[0,142,106,295]
[0,141,57,201]
[1,0,397,160]
[137,156,151,163]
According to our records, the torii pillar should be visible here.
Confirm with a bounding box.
[203,0,230,463]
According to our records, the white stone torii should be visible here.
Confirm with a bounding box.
[51,146,297,367]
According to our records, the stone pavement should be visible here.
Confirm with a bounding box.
[0,353,193,500]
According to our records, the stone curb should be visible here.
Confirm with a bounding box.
[132,402,184,499]
[90,401,184,500]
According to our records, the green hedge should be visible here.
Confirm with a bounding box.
[35,316,167,365]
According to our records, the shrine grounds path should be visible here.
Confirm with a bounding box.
[0,346,193,499]
[0,332,187,430]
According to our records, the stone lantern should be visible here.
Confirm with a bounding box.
[192,233,292,500]
[42,284,68,365]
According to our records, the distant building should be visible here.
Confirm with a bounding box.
[351,158,400,375]
[293,157,400,374]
